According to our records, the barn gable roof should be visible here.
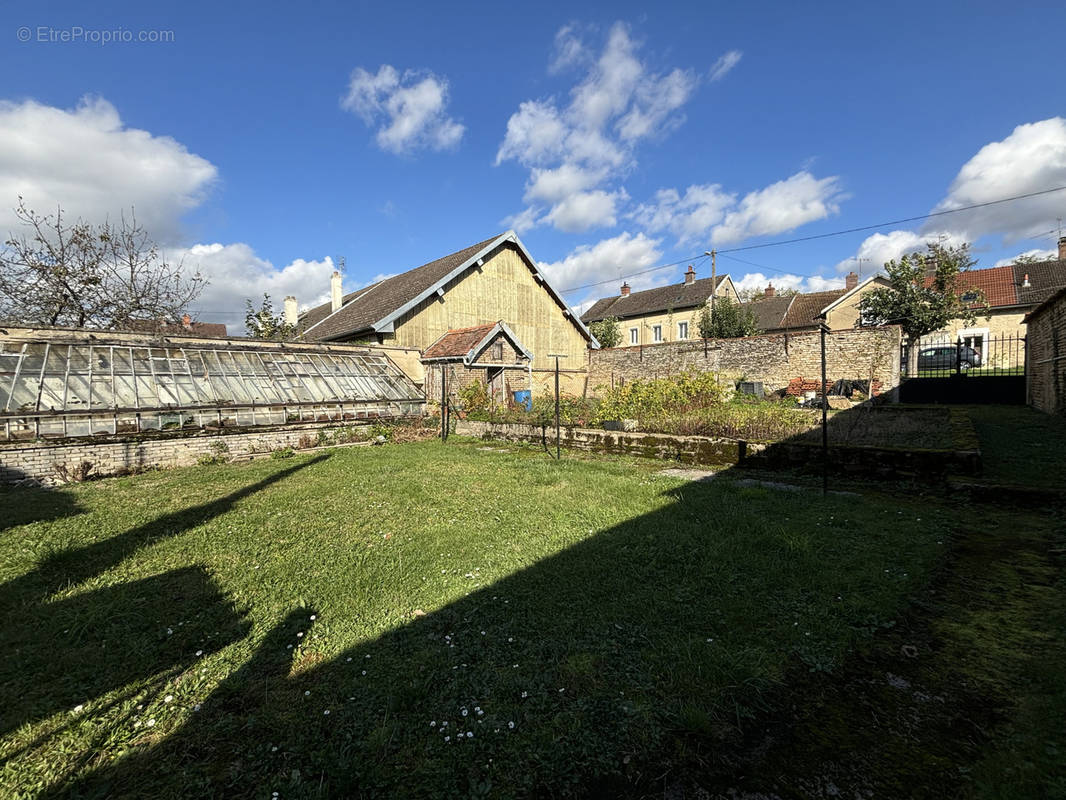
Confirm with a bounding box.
[301,232,596,346]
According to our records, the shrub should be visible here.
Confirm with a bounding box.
[457,380,490,414]
[197,439,230,466]
[270,446,295,460]
[594,371,725,424]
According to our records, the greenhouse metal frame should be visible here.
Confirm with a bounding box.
[0,338,424,441]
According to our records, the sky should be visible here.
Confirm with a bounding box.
[2,0,1065,330]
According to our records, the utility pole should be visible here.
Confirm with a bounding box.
[704,250,717,326]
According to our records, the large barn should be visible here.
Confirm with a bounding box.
[295,231,597,397]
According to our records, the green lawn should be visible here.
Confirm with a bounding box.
[0,441,952,798]
[1,436,1062,798]
[964,405,1066,489]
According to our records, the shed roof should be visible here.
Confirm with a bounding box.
[422,321,532,364]
[1012,258,1066,306]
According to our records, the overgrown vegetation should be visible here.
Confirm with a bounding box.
[696,296,759,339]
[588,315,622,348]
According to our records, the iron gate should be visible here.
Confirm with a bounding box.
[899,333,1026,404]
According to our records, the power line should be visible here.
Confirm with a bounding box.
[558,253,708,293]
[717,185,1066,254]
[557,185,1066,294]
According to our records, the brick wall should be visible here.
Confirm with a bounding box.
[586,326,901,396]
[0,421,380,486]
[1026,290,1066,415]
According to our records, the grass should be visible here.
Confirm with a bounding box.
[963,404,1066,489]
[1,440,954,798]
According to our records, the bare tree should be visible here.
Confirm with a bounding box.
[0,197,206,329]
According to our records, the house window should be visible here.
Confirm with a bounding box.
[629,327,639,345]
[677,321,689,340]
[492,342,503,361]
[652,325,662,343]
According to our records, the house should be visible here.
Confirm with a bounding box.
[126,314,228,338]
[421,321,532,406]
[912,237,1066,365]
[295,231,596,396]
[580,266,739,346]
[741,272,884,333]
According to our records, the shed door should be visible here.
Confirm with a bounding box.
[486,367,505,404]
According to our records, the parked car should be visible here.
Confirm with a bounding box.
[917,344,982,372]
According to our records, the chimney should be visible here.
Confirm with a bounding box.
[284,295,299,326]
[181,313,192,330]
[1022,273,1031,288]
[845,271,858,290]
[764,284,775,298]
[331,270,342,313]
[620,281,631,297]
[684,265,696,285]
[1059,235,1066,261]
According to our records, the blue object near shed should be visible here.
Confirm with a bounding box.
[513,390,532,411]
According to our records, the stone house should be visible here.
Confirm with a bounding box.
[580,266,739,346]
[741,272,884,333]
[294,231,596,396]
[420,321,532,407]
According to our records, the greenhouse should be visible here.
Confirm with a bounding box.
[0,335,424,441]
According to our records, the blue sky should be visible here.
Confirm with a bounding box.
[2,0,1065,328]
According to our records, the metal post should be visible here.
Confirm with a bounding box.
[440,365,447,442]
[548,354,568,460]
[956,337,962,376]
[820,323,828,497]
[555,357,560,460]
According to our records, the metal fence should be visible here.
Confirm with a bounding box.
[900,333,1026,378]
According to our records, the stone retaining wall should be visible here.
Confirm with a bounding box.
[0,421,381,485]
[455,415,980,477]
[587,326,901,395]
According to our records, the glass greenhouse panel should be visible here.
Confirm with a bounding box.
[1,339,423,440]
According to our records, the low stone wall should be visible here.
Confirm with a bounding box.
[455,419,749,465]
[455,414,981,477]
[0,420,382,485]
[587,326,901,396]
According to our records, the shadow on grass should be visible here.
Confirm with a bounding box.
[37,406,951,798]
[0,455,329,743]
[0,479,83,532]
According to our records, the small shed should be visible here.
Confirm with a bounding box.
[421,321,532,406]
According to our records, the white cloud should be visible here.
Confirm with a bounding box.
[549,24,588,74]
[709,50,742,82]
[732,271,843,296]
[633,184,735,244]
[497,23,700,233]
[0,96,217,244]
[500,205,542,235]
[927,117,1066,242]
[833,229,966,274]
[538,231,663,300]
[172,242,336,332]
[712,172,845,246]
[833,118,1066,273]
[523,163,608,204]
[544,189,626,233]
[994,248,1057,267]
[341,65,464,154]
[634,171,843,247]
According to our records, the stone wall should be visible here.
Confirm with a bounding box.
[1026,289,1066,415]
[586,326,901,395]
[0,421,381,486]
[455,415,980,477]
